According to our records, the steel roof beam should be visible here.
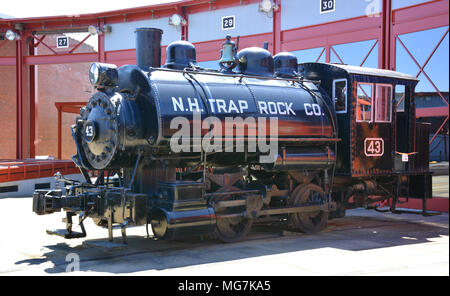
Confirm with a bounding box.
[24,52,97,65]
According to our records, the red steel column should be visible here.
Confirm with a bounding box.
[98,20,106,63]
[272,0,282,55]
[57,106,62,160]
[381,0,392,70]
[15,36,29,159]
[181,6,189,41]
[325,46,331,63]
[28,36,36,158]
[15,39,22,159]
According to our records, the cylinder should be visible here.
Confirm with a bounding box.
[150,207,216,239]
[135,27,163,70]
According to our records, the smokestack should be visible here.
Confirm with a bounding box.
[135,27,163,70]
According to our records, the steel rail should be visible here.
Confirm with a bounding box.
[216,204,329,219]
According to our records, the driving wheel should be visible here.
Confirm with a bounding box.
[213,187,253,243]
[288,183,328,233]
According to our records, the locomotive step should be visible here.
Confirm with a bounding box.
[46,229,87,239]
[100,224,133,230]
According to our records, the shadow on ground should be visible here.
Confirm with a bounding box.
[15,213,449,274]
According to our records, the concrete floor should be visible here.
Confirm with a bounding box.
[433,175,449,198]
[0,196,448,276]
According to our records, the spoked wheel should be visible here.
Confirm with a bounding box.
[213,187,253,243]
[288,183,328,233]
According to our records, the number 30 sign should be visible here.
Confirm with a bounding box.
[320,0,335,14]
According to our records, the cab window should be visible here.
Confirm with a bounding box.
[356,83,373,122]
[333,79,347,113]
[375,84,393,123]
[394,85,405,112]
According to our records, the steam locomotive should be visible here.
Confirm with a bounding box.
[32,28,433,243]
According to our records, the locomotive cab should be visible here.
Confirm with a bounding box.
[300,63,433,213]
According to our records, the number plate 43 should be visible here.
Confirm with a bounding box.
[364,138,384,157]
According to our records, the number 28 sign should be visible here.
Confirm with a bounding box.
[364,138,384,157]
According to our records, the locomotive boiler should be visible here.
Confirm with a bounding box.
[34,27,434,244]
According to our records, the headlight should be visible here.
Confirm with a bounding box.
[89,63,99,85]
[89,62,118,87]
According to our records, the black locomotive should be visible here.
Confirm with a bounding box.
[32,28,434,243]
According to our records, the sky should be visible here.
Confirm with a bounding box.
[1,0,178,18]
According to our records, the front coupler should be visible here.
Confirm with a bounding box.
[33,185,147,243]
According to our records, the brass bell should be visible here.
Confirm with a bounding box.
[219,35,239,73]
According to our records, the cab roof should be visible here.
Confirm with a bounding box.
[327,63,418,81]
[300,62,418,82]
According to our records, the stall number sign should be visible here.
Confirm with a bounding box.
[222,16,235,30]
[57,36,69,48]
[364,138,384,157]
[320,0,335,14]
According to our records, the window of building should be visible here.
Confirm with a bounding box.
[333,79,347,113]
[331,39,379,68]
[395,26,449,94]
[375,84,393,122]
[197,60,220,70]
[291,47,326,63]
[356,83,373,122]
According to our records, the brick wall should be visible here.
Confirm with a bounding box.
[0,35,96,159]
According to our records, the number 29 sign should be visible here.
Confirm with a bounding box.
[364,138,384,157]
[222,16,235,31]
